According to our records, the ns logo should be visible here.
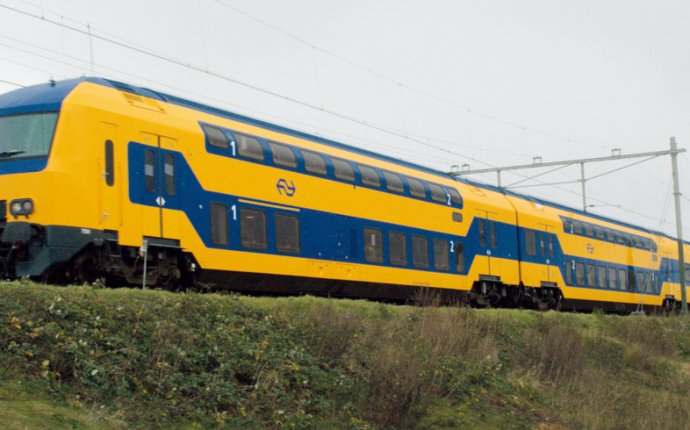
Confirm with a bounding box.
[276,178,296,197]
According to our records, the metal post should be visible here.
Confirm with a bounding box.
[670,137,687,314]
[580,162,587,212]
[497,170,502,188]
[141,239,149,289]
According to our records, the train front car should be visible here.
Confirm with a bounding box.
[0,80,77,280]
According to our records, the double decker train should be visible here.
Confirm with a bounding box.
[1,77,687,312]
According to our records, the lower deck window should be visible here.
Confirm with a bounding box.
[412,235,429,269]
[565,262,573,285]
[389,231,407,266]
[587,264,596,288]
[240,208,267,250]
[575,262,585,287]
[597,266,607,289]
[433,239,449,271]
[364,228,383,263]
[608,267,617,289]
[210,202,228,246]
[275,213,300,253]
[618,268,627,290]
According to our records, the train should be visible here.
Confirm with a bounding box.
[1,77,688,313]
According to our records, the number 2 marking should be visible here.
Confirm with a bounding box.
[450,240,455,253]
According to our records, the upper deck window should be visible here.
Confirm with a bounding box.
[269,142,297,168]
[428,183,446,203]
[0,113,58,160]
[332,157,355,183]
[359,164,380,188]
[407,177,426,198]
[201,124,228,150]
[383,171,404,193]
[236,133,264,161]
[303,150,327,175]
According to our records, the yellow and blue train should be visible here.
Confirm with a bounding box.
[1,78,688,312]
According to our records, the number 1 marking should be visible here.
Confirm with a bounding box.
[230,140,237,157]
[231,204,237,220]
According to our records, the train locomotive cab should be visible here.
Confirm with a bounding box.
[0,93,60,279]
[0,79,195,287]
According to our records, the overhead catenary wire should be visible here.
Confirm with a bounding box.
[1,2,686,236]
[0,2,497,171]
[213,0,607,151]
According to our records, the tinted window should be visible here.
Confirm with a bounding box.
[389,231,407,266]
[412,235,429,268]
[490,222,497,249]
[587,264,596,287]
[236,134,264,161]
[364,228,383,263]
[573,222,583,235]
[164,153,175,196]
[575,262,585,287]
[275,213,300,253]
[478,219,486,248]
[433,239,449,271]
[525,230,537,256]
[598,266,607,288]
[201,124,228,150]
[608,267,617,289]
[359,165,380,187]
[210,202,228,246]
[565,262,573,285]
[269,142,297,168]
[105,140,114,186]
[240,208,267,250]
[144,149,156,192]
[383,171,404,193]
[332,157,355,183]
[407,177,426,198]
[428,183,446,203]
[452,212,463,223]
[539,233,545,256]
[447,188,462,206]
[303,150,327,175]
[456,243,465,273]
[548,236,554,258]
[595,228,605,240]
[606,230,615,242]
[618,268,627,290]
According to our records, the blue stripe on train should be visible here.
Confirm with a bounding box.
[127,141,677,296]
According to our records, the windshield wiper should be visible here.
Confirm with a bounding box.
[0,150,26,158]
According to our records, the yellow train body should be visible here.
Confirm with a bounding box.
[0,78,686,312]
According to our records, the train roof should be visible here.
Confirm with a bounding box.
[1,77,686,245]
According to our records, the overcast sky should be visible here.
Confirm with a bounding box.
[1,0,689,236]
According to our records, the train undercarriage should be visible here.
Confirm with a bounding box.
[0,221,673,314]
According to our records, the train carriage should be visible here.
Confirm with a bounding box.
[0,77,687,312]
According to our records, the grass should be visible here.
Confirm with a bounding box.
[1,281,690,429]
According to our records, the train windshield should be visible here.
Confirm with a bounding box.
[0,112,58,160]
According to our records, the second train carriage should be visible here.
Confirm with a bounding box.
[0,77,687,312]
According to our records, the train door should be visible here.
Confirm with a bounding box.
[138,132,179,240]
[474,210,498,279]
[98,122,122,230]
[537,224,558,286]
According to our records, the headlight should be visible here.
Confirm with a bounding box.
[9,198,34,216]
